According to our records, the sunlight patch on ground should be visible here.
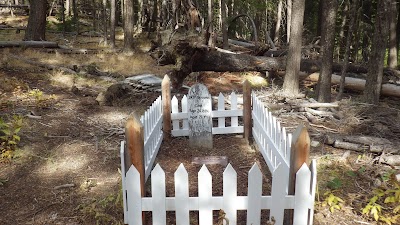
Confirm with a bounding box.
[35,142,89,176]
[88,111,130,125]
[50,71,75,88]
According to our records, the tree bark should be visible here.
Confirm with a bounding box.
[286,0,291,43]
[273,0,283,45]
[316,0,337,102]
[110,0,116,48]
[282,0,305,96]
[221,0,228,49]
[337,0,358,100]
[24,0,47,41]
[123,0,135,52]
[388,0,398,69]
[102,0,108,45]
[363,0,391,104]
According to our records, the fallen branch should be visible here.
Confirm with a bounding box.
[307,73,400,98]
[0,41,58,48]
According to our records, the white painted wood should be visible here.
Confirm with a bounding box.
[230,92,238,127]
[120,141,128,224]
[270,164,289,225]
[223,164,237,225]
[152,164,167,225]
[172,96,180,130]
[198,165,213,225]
[293,163,313,225]
[182,95,189,129]
[247,163,262,225]
[218,93,226,128]
[175,164,190,225]
[309,159,317,225]
[212,126,244,134]
[212,109,243,117]
[126,165,142,225]
[171,129,190,136]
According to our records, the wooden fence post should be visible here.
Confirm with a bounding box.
[243,80,252,142]
[285,124,310,224]
[162,75,171,140]
[125,114,145,224]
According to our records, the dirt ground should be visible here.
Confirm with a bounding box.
[1,16,400,225]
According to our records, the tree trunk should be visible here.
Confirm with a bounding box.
[316,0,337,102]
[286,0,291,43]
[363,0,391,104]
[24,0,47,41]
[221,0,228,49]
[207,0,215,48]
[337,0,358,100]
[110,0,116,48]
[388,0,398,69]
[282,0,305,96]
[102,0,108,45]
[123,0,135,52]
[72,0,78,33]
[61,0,66,36]
[273,0,283,45]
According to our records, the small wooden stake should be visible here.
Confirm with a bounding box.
[162,75,171,140]
[286,124,310,224]
[243,80,252,142]
[125,115,145,224]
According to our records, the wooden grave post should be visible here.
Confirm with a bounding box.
[125,115,145,224]
[243,80,252,142]
[285,124,310,224]
[162,75,171,140]
[188,83,213,149]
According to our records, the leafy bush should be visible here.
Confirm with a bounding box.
[0,115,23,159]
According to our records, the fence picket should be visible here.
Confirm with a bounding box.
[218,93,225,128]
[230,92,238,127]
[293,163,313,225]
[126,165,142,225]
[182,95,189,129]
[152,164,166,225]
[270,164,289,225]
[247,163,262,225]
[175,164,190,225]
[171,96,179,130]
[199,165,213,225]
[120,141,128,224]
[223,164,237,225]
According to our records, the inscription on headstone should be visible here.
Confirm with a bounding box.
[188,83,213,149]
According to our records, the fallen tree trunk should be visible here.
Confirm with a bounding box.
[307,73,400,98]
[0,41,58,48]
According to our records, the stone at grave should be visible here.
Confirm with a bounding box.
[192,156,228,166]
[188,83,213,149]
[125,74,163,86]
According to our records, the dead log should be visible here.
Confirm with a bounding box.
[0,41,58,48]
[307,73,400,98]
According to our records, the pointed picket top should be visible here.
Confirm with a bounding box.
[174,163,189,225]
[293,163,313,225]
[230,92,237,107]
[247,163,262,225]
[182,95,188,111]
[270,163,289,225]
[126,164,142,225]
[223,163,237,225]
[171,96,179,112]
[198,164,213,225]
[218,92,225,109]
[151,164,166,225]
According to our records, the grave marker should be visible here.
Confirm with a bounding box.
[188,83,213,149]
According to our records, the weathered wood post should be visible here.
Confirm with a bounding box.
[243,80,252,142]
[162,75,171,140]
[286,124,310,224]
[125,114,145,224]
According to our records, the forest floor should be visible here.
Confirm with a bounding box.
[1,15,400,225]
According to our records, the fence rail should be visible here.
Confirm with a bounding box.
[171,92,243,136]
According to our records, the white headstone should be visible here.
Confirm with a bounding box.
[188,84,213,149]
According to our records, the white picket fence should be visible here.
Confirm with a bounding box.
[252,93,291,176]
[170,92,243,136]
[140,96,163,182]
[120,92,317,225]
